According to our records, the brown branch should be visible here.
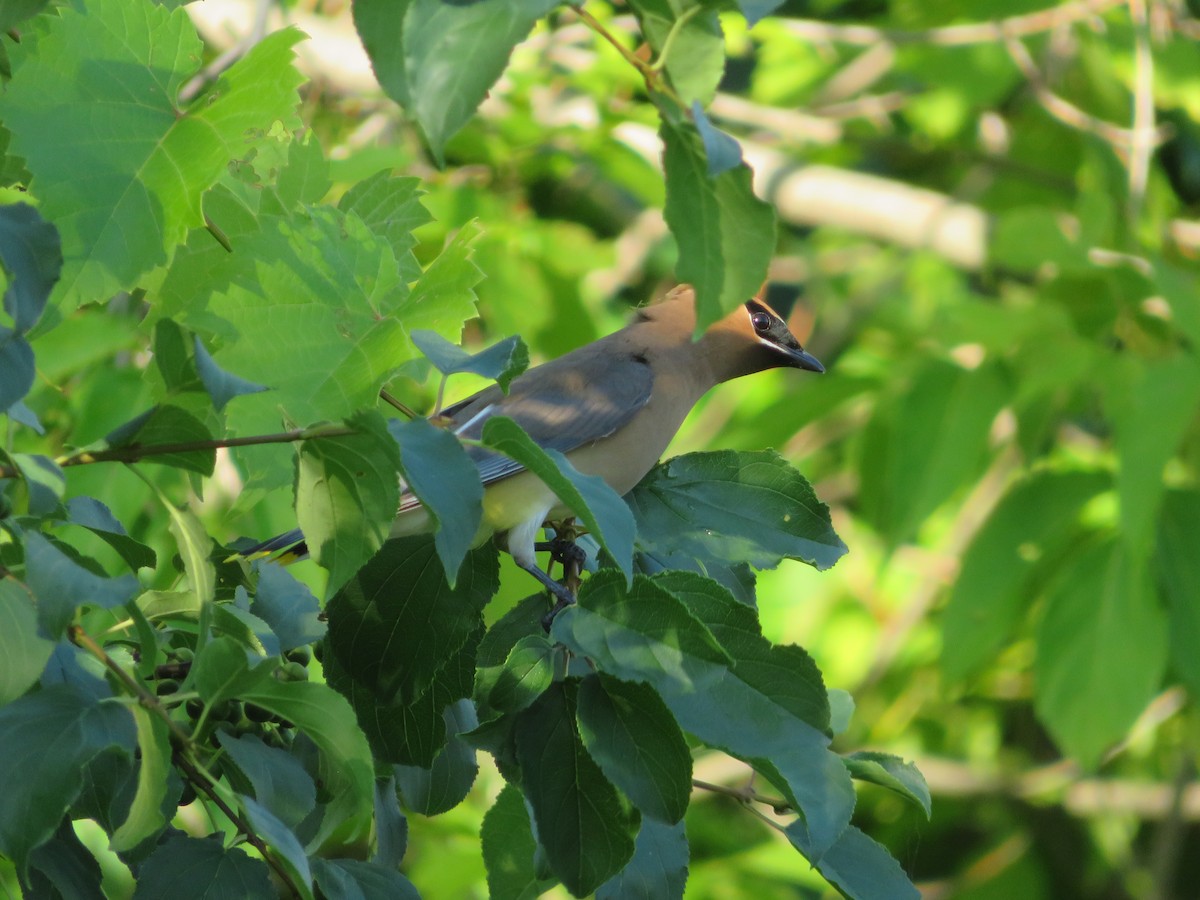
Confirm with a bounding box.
[693,778,793,813]
[11,425,356,478]
[69,625,305,898]
[782,0,1124,47]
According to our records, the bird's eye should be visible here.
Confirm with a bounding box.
[750,311,772,333]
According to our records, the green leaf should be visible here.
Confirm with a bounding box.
[28,818,105,900]
[0,0,305,308]
[393,698,479,816]
[481,782,552,900]
[859,359,1008,544]
[372,775,409,869]
[296,411,402,595]
[1035,540,1168,767]
[6,452,64,516]
[0,0,48,33]
[133,835,273,899]
[250,562,326,653]
[553,572,854,856]
[475,633,557,721]
[0,684,134,878]
[192,636,275,707]
[192,337,267,411]
[353,0,559,164]
[941,469,1109,681]
[0,578,55,705]
[481,415,636,583]
[1109,355,1200,554]
[337,171,431,284]
[0,202,60,332]
[311,857,421,900]
[595,818,689,900]
[109,704,171,851]
[0,327,34,411]
[785,822,919,900]
[67,496,157,571]
[628,450,846,579]
[1158,490,1200,698]
[237,678,376,851]
[691,104,744,176]
[327,536,498,704]
[412,330,529,392]
[843,751,931,817]
[388,415,484,585]
[636,2,724,107]
[241,797,314,900]
[216,732,316,830]
[105,404,215,475]
[24,531,140,638]
[515,681,638,896]
[576,673,692,824]
[660,116,776,331]
[400,219,485,334]
[162,500,215,612]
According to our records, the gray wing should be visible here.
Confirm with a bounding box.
[440,343,655,487]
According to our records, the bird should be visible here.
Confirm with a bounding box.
[246,285,824,605]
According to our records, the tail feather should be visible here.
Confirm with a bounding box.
[234,528,309,564]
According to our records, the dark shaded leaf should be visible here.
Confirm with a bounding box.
[0,201,60,332]
[24,532,140,638]
[843,751,931,817]
[133,835,272,899]
[785,822,919,900]
[312,857,421,900]
[596,817,689,900]
[251,562,325,653]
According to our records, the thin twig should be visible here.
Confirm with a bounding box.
[69,625,305,898]
[379,389,419,419]
[693,778,792,813]
[1004,35,1170,152]
[782,0,1124,47]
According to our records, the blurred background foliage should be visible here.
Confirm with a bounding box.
[7,0,1200,896]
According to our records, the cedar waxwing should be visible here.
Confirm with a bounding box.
[249,285,823,600]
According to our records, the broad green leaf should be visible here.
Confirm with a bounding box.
[325,620,481,768]
[104,404,215,475]
[941,469,1109,681]
[27,818,104,900]
[0,578,54,705]
[296,410,402,596]
[192,336,267,411]
[311,857,421,900]
[373,775,409,869]
[1158,490,1200,698]
[482,415,636,583]
[133,835,272,899]
[595,818,689,900]
[0,202,60,332]
[353,0,559,164]
[1035,540,1167,767]
[785,822,919,900]
[475,633,557,721]
[1109,355,1200,554]
[24,532,140,638]
[515,681,638,896]
[394,698,479,816]
[0,0,305,308]
[192,636,275,707]
[576,673,692,824]
[217,732,316,830]
[109,704,170,851]
[241,797,314,900]
[160,500,215,610]
[412,330,529,392]
[6,452,64,516]
[337,171,431,284]
[327,536,498,703]
[628,450,846,579]
[0,684,134,878]
[0,0,47,33]
[66,496,156,571]
[388,415,484,585]
[553,572,854,856]
[250,562,326,653]
[481,782,553,900]
[636,1,724,107]
[859,359,1008,544]
[691,104,744,176]
[152,318,202,396]
[400,219,484,334]
[660,117,776,331]
[735,0,786,24]
[843,751,931,817]
[237,678,376,851]
[206,207,410,425]
[0,327,34,411]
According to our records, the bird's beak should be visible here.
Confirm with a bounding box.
[786,346,825,374]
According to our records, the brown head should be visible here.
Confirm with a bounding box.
[639,285,824,384]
